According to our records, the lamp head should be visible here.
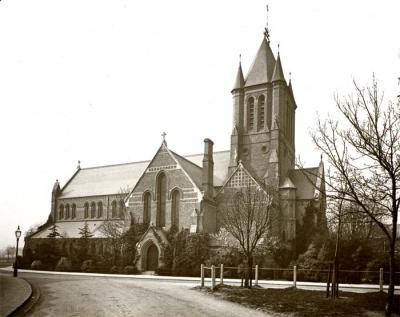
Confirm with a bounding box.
[15,225,21,239]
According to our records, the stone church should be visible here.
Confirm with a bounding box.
[28,30,326,271]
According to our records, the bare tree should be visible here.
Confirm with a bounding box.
[6,246,16,261]
[219,184,277,288]
[312,77,400,315]
[99,220,125,266]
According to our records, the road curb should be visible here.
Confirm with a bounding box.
[1,267,396,291]
[4,278,32,317]
[10,278,41,317]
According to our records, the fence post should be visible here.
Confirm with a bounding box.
[220,264,224,285]
[211,265,216,291]
[379,268,384,292]
[255,265,259,286]
[200,264,204,288]
[293,265,297,288]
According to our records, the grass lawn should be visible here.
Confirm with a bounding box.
[195,285,400,316]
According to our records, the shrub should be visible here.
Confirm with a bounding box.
[31,260,44,270]
[156,265,171,276]
[55,257,72,272]
[123,265,137,274]
[81,259,94,272]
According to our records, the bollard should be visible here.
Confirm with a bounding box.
[211,265,216,291]
[293,265,297,288]
[379,268,383,292]
[200,264,205,288]
[220,264,224,285]
[255,265,259,286]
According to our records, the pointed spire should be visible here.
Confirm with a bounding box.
[245,37,276,86]
[288,72,297,107]
[232,55,245,91]
[272,50,286,83]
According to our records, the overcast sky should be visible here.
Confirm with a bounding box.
[1,0,399,250]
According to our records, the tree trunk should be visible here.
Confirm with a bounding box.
[386,242,396,316]
[248,256,253,289]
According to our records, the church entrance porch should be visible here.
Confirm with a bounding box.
[146,244,159,271]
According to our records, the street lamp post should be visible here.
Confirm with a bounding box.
[13,225,22,277]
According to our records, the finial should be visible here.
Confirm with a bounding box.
[320,153,323,161]
[161,132,167,145]
[289,72,292,81]
[56,179,58,183]
[277,43,280,54]
[238,159,243,167]
[264,4,270,42]
[397,77,400,98]
[77,160,81,170]
[239,54,241,63]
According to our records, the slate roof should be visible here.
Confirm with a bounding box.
[59,150,231,199]
[185,150,230,187]
[244,37,276,86]
[232,61,245,90]
[30,221,108,239]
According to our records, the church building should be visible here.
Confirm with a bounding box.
[27,28,326,272]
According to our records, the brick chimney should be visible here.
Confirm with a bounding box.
[202,138,214,198]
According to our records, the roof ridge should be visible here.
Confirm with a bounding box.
[184,149,230,158]
[80,160,151,170]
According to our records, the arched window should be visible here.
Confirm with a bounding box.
[90,202,96,218]
[111,200,117,218]
[97,202,103,218]
[143,192,151,224]
[258,95,265,130]
[171,190,180,229]
[119,200,125,219]
[65,204,70,219]
[247,97,255,130]
[84,202,89,219]
[59,204,64,219]
[156,172,167,227]
[267,97,272,130]
[72,204,76,219]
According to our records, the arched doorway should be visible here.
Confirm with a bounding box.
[146,244,159,271]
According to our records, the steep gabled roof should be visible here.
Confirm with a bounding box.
[170,150,203,189]
[30,220,109,239]
[58,148,231,199]
[244,37,276,87]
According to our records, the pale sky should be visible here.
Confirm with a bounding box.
[1,0,399,249]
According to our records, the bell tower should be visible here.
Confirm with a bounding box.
[229,30,297,186]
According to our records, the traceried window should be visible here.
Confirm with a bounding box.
[258,95,265,130]
[84,202,89,219]
[226,169,253,188]
[156,172,167,227]
[248,97,255,130]
[97,202,103,218]
[119,200,125,219]
[90,202,96,218]
[65,204,70,219]
[59,204,64,219]
[111,200,117,218]
[143,192,151,224]
[72,204,76,219]
[171,190,180,229]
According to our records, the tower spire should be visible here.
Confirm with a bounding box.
[232,54,245,91]
[264,4,270,42]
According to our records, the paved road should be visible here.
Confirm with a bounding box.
[20,272,273,317]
